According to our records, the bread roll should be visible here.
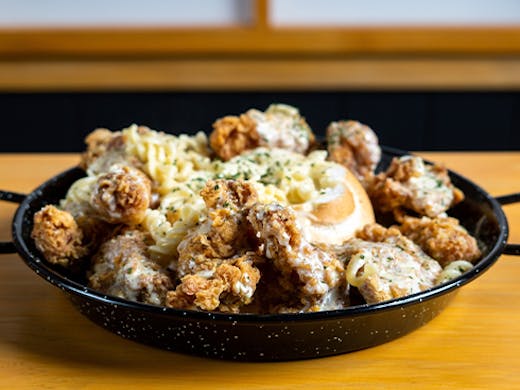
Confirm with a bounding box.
[293,165,375,246]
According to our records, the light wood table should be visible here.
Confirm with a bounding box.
[1,152,519,389]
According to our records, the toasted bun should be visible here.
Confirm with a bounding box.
[294,167,374,246]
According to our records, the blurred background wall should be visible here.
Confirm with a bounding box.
[1,0,519,151]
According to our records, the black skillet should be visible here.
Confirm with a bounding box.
[1,146,519,361]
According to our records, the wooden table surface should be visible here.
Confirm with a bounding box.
[1,152,519,389]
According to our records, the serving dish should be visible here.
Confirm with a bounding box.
[1,146,518,361]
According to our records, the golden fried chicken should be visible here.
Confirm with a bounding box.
[91,164,152,225]
[169,180,262,312]
[247,203,346,312]
[80,128,118,170]
[210,114,260,161]
[201,178,258,211]
[326,120,382,181]
[338,223,442,304]
[31,205,88,267]
[79,126,145,175]
[166,253,261,312]
[176,179,258,274]
[398,216,481,267]
[88,229,173,306]
[366,155,464,220]
[210,104,315,161]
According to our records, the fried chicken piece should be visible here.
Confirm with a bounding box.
[31,205,88,268]
[91,164,152,225]
[169,180,263,312]
[176,179,258,275]
[166,253,261,312]
[79,126,145,175]
[326,120,382,181]
[201,178,258,211]
[210,104,315,161]
[79,128,127,171]
[339,223,442,304]
[80,128,115,169]
[398,216,481,267]
[366,155,464,219]
[88,230,173,306]
[247,203,346,312]
[356,223,422,256]
[210,114,260,161]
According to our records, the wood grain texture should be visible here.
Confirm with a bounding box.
[2,27,520,57]
[3,58,520,91]
[2,0,520,91]
[0,152,519,389]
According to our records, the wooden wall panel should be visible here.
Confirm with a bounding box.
[2,58,520,91]
[0,0,520,90]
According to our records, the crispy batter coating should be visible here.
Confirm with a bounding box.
[79,128,128,172]
[91,164,152,225]
[366,155,464,219]
[31,205,88,267]
[339,223,442,304]
[169,180,262,312]
[247,203,346,312]
[209,104,315,161]
[79,126,145,174]
[210,114,260,161]
[79,128,116,170]
[177,179,258,268]
[166,253,261,312]
[398,216,481,267]
[326,120,382,181]
[74,214,115,253]
[88,230,173,305]
[201,178,258,211]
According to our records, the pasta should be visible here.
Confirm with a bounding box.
[435,260,474,285]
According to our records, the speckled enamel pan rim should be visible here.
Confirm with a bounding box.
[11,146,509,323]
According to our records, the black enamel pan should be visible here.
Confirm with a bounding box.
[1,146,519,361]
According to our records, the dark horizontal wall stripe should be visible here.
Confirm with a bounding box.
[0,91,517,152]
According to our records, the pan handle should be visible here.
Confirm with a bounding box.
[0,190,27,254]
[496,192,520,256]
